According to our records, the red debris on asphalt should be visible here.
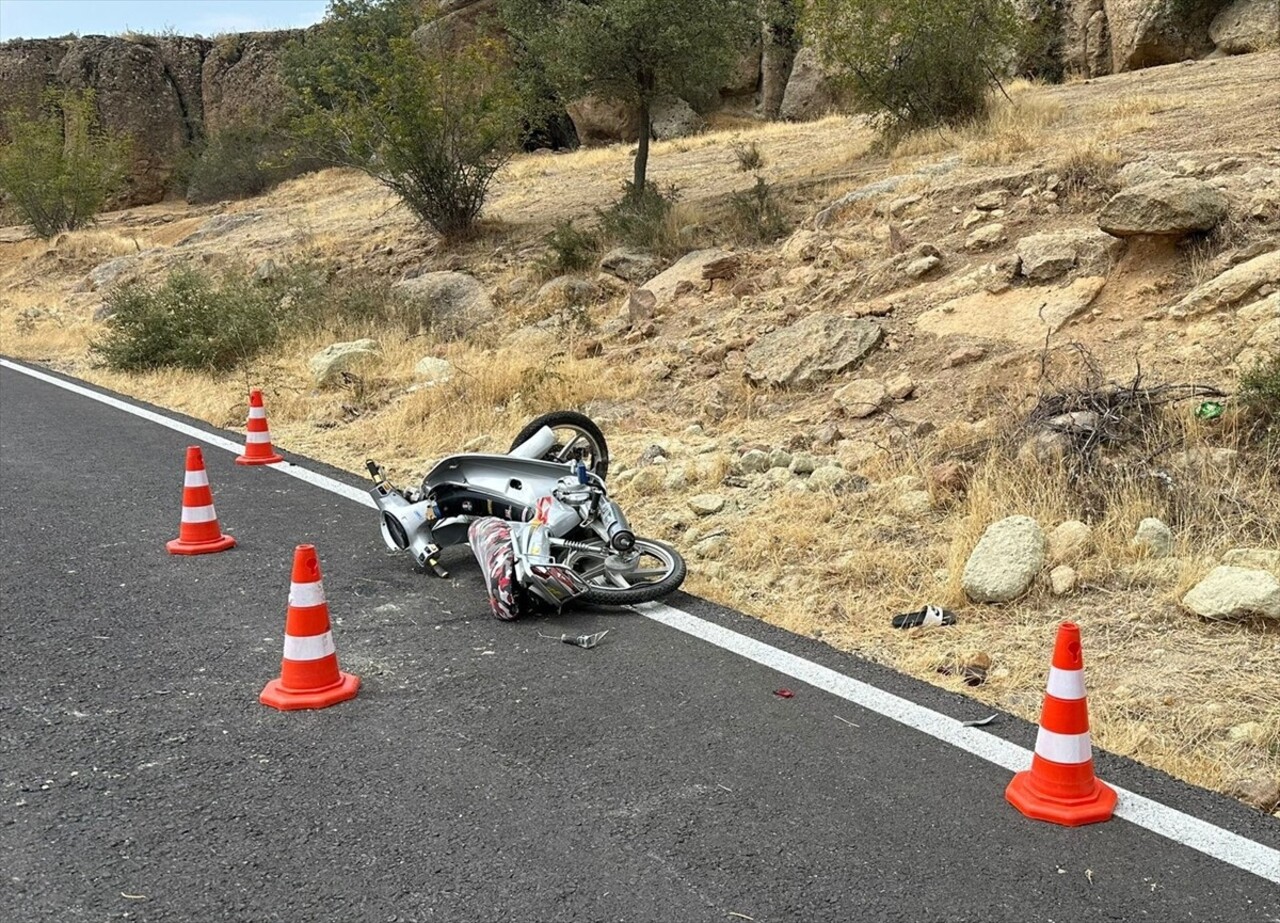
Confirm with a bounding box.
[774,688,794,699]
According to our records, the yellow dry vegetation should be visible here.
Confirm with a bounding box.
[3,49,1280,806]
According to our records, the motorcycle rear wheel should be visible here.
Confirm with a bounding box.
[509,410,609,481]
[563,538,686,606]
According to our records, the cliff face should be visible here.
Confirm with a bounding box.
[1,0,1274,205]
[0,31,300,205]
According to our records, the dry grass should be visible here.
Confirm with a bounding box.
[4,49,1280,808]
[889,82,1067,166]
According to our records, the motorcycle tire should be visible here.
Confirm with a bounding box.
[579,538,686,607]
[508,410,609,482]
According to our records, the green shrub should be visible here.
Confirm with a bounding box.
[0,89,129,238]
[596,181,680,253]
[803,0,1021,139]
[728,175,791,243]
[540,219,601,275]
[91,268,281,372]
[183,123,322,204]
[1240,353,1280,428]
[284,0,526,238]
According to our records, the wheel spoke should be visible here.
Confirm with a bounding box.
[630,567,669,580]
[554,433,586,462]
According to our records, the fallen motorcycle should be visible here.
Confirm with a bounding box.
[367,411,686,620]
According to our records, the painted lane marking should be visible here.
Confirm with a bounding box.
[4,356,1278,886]
[0,359,374,508]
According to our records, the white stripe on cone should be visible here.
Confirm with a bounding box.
[1034,727,1093,765]
[282,631,336,662]
[245,431,273,444]
[288,581,326,608]
[183,470,209,488]
[181,504,217,523]
[248,407,267,419]
[1046,666,1086,701]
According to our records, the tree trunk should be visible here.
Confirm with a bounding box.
[633,97,650,193]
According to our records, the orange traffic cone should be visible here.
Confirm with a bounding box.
[1006,622,1116,826]
[167,446,236,555]
[235,388,284,466]
[260,545,360,711]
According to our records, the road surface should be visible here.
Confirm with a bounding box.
[2,359,1278,922]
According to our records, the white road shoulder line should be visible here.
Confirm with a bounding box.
[5,356,1278,886]
[0,359,374,508]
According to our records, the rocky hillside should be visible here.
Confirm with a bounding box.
[1,39,1279,809]
[2,0,1275,206]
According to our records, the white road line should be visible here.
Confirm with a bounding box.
[4,356,1279,886]
[0,359,374,508]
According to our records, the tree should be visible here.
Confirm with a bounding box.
[283,0,526,237]
[803,0,1020,139]
[503,0,757,196]
[0,89,129,239]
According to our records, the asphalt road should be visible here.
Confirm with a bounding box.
[2,361,1279,922]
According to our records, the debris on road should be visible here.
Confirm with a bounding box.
[961,714,999,728]
[773,688,795,699]
[891,605,956,629]
[539,630,610,649]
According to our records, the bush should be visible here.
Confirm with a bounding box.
[183,123,322,204]
[284,0,526,238]
[91,268,281,372]
[803,0,1021,139]
[1240,353,1280,430]
[730,139,765,172]
[728,176,791,243]
[540,219,601,276]
[0,89,129,238]
[596,181,681,253]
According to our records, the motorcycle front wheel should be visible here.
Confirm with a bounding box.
[509,410,609,481]
[561,537,686,606]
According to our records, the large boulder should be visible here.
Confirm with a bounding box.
[1182,566,1280,620]
[1210,0,1280,53]
[1062,0,1112,77]
[1015,229,1124,282]
[599,248,659,283]
[779,47,841,121]
[1098,178,1229,237]
[1103,0,1229,71]
[1168,249,1280,317]
[391,271,495,332]
[56,36,190,203]
[0,39,69,138]
[566,95,640,145]
[638,248,734,307]
[759,25,798,119]
[650,95,705,140]
[962,516,1047,603]
[200,30,298,136]
[743,314,883,388]
[309,338,381,387]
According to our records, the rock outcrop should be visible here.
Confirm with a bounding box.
[1210,0,1280,54]
[200,30,300,136]
[1098,177,1228,237]
[0,30,294,205]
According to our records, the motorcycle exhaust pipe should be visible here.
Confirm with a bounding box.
[508,426,558,461]
[598,499,635,552]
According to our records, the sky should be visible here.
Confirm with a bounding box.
[0,0,330,42]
